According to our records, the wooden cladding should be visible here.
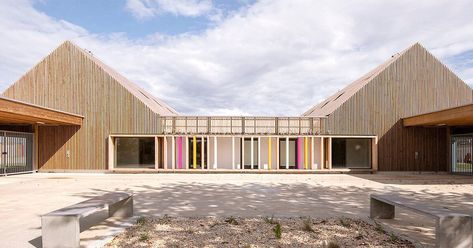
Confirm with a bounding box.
[2,41,164,170]
[162,116,324,135]
[320,44,472,171]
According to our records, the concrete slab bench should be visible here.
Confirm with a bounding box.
[41,192,133,248]
[370,194,472,248]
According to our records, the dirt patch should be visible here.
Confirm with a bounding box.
[105,216,414,248]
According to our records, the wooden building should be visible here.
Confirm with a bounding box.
[303,43,472,172]
[0,41,471,174]
[2,41,178,171]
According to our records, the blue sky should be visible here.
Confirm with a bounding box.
[34,0,252,37]
[1,0,473,115]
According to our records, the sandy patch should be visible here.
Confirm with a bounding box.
[105,216,414,248]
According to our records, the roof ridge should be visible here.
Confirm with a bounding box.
[302,43,418,117]
[66,41,179,116]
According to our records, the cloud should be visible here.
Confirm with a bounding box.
[1,0,473,116]
[125,0,214,19]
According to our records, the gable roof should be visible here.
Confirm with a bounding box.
[2,41,179,116]
[67,41,179,116]
[302,44,416,117]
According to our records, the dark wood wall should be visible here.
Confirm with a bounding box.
[323,44,472,171]
[2,42,164,170]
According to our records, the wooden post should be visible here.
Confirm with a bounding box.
[171,136,175,170]
[193,136,197,169]
[207,135,210,170]
[311,137,315,170]
[108,136,114,170]
[320,137,324,170]
[164,136,168,170]
[213,136,218,169]
[154,136,159,170]
[372,137,378,172]
[258,137,261,169]
[201,136,205,170]
[276,137,279,170]
[328,137,332,170]
[304,137,308,170]
[286,137,289,169]
[232,136,235,170]
[241,137,245,170]
[268,136,272,170]
[250,137,254,169]
[185,137,189,169]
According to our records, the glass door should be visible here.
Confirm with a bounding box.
[451,135,473,174]
[242,138,258,169]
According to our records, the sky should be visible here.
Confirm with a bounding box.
[0,0,473,116]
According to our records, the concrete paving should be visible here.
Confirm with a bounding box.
[0,172,472,247]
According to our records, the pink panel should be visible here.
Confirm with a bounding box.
[297,137,302,169]
[177,137,183,169]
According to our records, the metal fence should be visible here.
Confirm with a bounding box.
[451,135,473,175]
[0,131,34,175]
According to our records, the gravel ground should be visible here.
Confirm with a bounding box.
[105,216,414,248]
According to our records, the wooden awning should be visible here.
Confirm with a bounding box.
[403,103,473,127]
[0,97,83,125]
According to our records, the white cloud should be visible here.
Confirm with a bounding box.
[125,0,214,19]
[1,0,473,116]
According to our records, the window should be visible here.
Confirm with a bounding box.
[115,137,155,168]
[332,138,371,168]
[279,138,297,169]
[242,138,258,169]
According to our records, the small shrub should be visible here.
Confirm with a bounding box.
[302,217,314,232]
[273,223,282,239]
[184,226,194,234]
[225,216,239,225]
[264,215,278,225]
[389,233,399,242]
[136,216,146,225]
[339,217,351,228]
[355,233,364,240]
[139,233,150,242]
[374,222,386,234]
[326,240,340,248]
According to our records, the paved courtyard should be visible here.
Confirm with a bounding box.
[0,172,472,247]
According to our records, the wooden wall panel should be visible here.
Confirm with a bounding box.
[323,44,472,171]
[2,41,164,170]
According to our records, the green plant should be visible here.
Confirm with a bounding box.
[339,217,351,228]
[273,223,282,239]
[225,216,239,225]
[264,215,278,225]
[326,240,339,248]
[302,217,314,232]
[184,226,194,234]
[139,233,150,242]
[136,216,146,225]
[389,233,399,242]
[374,222,386,234]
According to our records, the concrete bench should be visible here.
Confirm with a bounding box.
[41,192,133,248]
[370,194,472,248]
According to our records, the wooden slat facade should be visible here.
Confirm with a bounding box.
[2,41,166,170]
[316,44,472,171]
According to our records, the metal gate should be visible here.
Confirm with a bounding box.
[0,131,34,175]
[451,135,473,175]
